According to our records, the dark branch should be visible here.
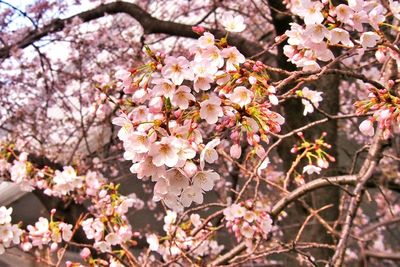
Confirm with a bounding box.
[0,1,266,59]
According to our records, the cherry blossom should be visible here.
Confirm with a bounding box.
[0,206,22,255]
[198,32,215,48]
[359,119,375,136]
[329,28,354,47]
[300,87,323,116]
[221,13,246,32]
[297,0,324,25]
[147,234,159,251]
[221,47,245,71]
[0,207,12,225]
[148,137,180,167]
[336,4,354,23]
[199,95,224,124]
[199,138,220,170]
[180,186,204,207]
[302,164,322,175]
[152,78,176,98]
[171,85,195,109]
[230,144,242,159]
[229,86,253,107]
[192,171,220,191]
[161,56,194,85]
[360,32,380,48]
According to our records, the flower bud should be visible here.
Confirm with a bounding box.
[192,26,205,35]
[80,247,91,259]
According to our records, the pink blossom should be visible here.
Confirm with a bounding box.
[329,28,354,47]
[297,0,324,25]
[192,171,220,191]
[230,144,242,159]
[221,47,245,71]
[80,247,91,259]
[359,119,375,136]
[198,32,215,48]
[161,56,194,85]
[200,138,220,170]
[302,165,322,175]
[229,86,253,107]
[180,186,203,207]
[336,4,354,23]
[171,85,195,109]
[148,137,180,167]
[221,13,246,32]
[199,95,223,124]
[360,32,380,48]
[147,234,159,251]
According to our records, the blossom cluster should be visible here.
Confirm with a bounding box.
[0,206,73,256]
[146,210,223,263]
[283,0,395,70]
[112,15,285,211]
[23,210,73,251]
[356,87,400,139]
[0,206,22,255]
[81,184,136,254]
[223,201,273,248]
[290,132,335,178]
[298,86,323,116]
[0,145,140,265]
[0,145,107,203]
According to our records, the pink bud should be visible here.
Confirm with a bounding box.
[148,97,163,113]
[19,152,28,161]
[50,242,58,252]
[230,144,242,159]
[183,161,197,177]
[21,242,32,251]
[173,109,183,118]
[192,26,205,35]
[232,224,239,232]
[80,247,91,259]
[317,158,329,168]
[248,76,257,85]
[359,119,375,136]
[99,190,108,198]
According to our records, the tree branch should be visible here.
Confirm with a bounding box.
[0,1,265,59]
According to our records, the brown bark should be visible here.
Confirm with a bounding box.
[267,1,340,265]
[0,1,266,60]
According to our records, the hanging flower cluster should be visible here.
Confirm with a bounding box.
[297,87,323,116]
[356,87,400,139]
[283,0,392,70]
[0,144,140,264]
[23,209,73,251]
[223,201,273,248]
[111,15,285,212]
[290,132,335,177]
[81,183,136,254]
[0,144,106,203]
[146,210,223,263]
[0,206,22,254]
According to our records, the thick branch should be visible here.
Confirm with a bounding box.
[270,175,357,218]
[364,250,400,261]
[330,131,383,267]
[0,1,265,59]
